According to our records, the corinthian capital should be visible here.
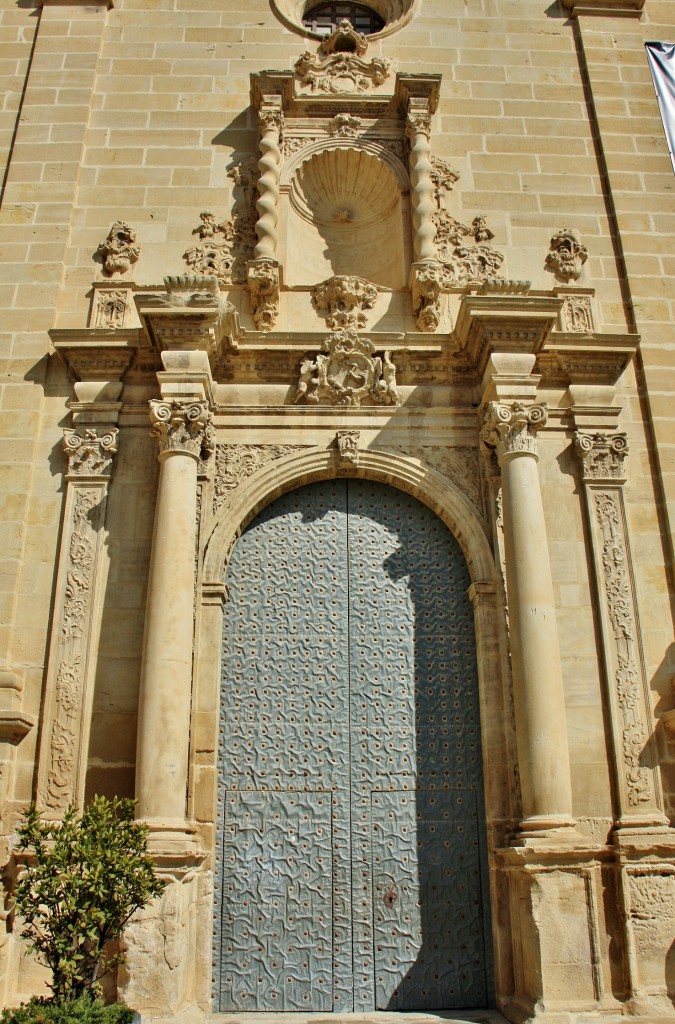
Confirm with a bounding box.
[258,108,284,137]
[405,110,432,141]
[574,432,628,481]
[63,427,119,478]
[481,401,548,462]
[150,400,215,460]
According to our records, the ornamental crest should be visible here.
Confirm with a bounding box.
[294,330,398,407]
[294,51,390,95]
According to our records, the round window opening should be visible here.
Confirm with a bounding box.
[302,3,385,37]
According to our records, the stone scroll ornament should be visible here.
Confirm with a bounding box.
[294,330,398,407]
[96,221,140,275]
[545,228,588,282]
[481,401,548,460]
[150,400,215,459]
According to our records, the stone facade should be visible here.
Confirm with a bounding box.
[0,0,674,1021]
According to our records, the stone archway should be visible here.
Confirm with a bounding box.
[198,448,512,1015]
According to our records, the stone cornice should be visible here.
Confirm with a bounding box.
[561,0,644,16]
[50,328,140,382]
[453,292,563,378]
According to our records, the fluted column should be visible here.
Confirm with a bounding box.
[406,108,437,263]
[254,105,283,261]
[482,401,576,837]
[136,398,214,828]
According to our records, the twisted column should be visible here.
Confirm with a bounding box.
[406,109,437,263]
[482,401,576,837]
[136,399,214,827]
[254,107,283,260]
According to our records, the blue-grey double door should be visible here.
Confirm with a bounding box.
[215,480,492,1012]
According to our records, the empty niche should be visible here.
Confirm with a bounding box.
[283,145,410,288]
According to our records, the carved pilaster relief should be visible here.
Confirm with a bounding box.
[95,221,140,276]
[626,869,675,998]
[294,330,398,407]
[213,444,297,514]
[38,429,119,812]
[546,229,588,282]
[573,432,663,821]
[481,402,548,461]
[92,289,131,329]
[150,400,215,460]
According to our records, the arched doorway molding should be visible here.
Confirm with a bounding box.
[194,446,517,1009]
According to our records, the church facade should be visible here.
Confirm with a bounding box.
[0,0,674,1021]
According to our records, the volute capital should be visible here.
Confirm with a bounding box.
[481,401,548,462]
[150,399,215,461]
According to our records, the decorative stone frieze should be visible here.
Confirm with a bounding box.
[96,221,140,276]
[481,401,548,461]
[294,330,398,407]
[336,430,360,466]
[294,50,390,94]
[150,400,214,461]
[546,228,588,282]
[63,426,119,477]
[213,444,297,514]
[311,275,378,330]
[247,257,280,331]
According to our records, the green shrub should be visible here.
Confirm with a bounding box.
[11,796,164,1002]
[0,995,134,1024]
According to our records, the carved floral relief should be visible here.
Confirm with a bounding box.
[213,444,297,514]
[183,158,259,284]
[311,275,378,330]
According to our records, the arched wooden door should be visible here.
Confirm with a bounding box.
[214,480,492,1012]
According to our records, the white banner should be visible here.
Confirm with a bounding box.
[646,42,675,173]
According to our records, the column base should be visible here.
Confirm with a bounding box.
[514,813,584,846]
[142,818,206,869]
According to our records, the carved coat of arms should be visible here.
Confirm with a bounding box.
[295,330,398,407]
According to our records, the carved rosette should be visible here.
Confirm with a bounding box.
[247,258,280,331]
[150,400,215,460]
[294,330,398,407]
[63,427,119,478]
[311,275,377,330]
[575,432,628,481]
[481,402,548,462]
